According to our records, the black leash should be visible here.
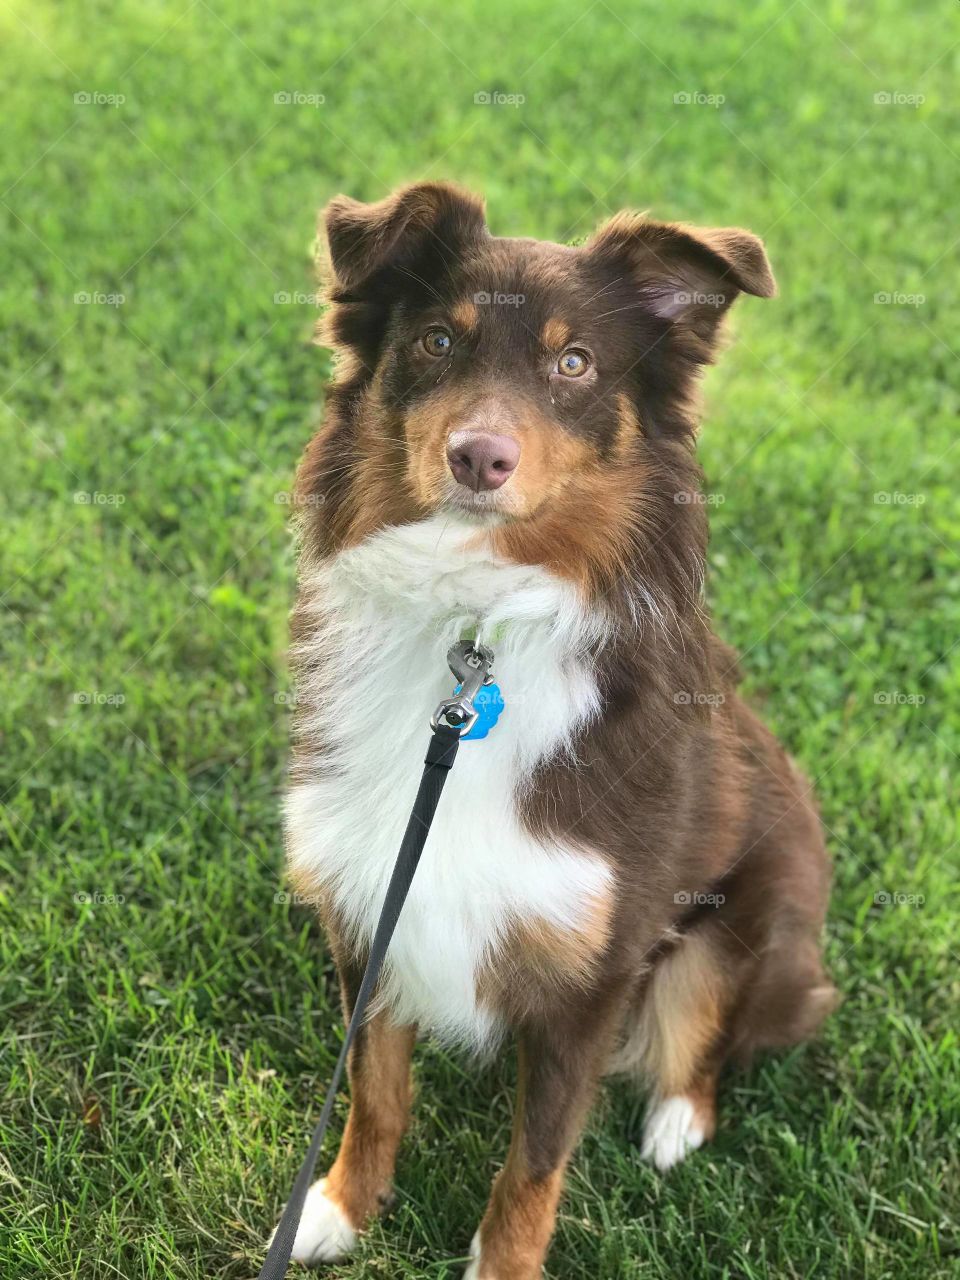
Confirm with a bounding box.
[258,642,494,1280]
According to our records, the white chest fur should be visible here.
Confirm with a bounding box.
[285,517,613,1049]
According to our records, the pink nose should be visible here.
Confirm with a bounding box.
[446,430,521,491]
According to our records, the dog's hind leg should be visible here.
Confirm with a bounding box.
[633,916,837,1171]
[609,926,732,1171]
[612,864,836,1172]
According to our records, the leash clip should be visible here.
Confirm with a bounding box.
[431,640,495,734]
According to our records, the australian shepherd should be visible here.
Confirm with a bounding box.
[279,182,836,1277]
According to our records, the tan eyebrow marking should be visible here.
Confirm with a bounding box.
[450,299,479,331]
[541,317,571,350]
[615,392,642,453]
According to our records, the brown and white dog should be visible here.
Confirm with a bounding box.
[280,182,836,1277]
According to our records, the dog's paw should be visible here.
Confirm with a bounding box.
[641,1095,705,1171]
[270,1178,358,1267]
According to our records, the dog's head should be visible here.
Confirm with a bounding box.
[306,182,774,599]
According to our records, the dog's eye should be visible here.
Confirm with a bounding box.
[422,328,453,357]
[557,349,590,378]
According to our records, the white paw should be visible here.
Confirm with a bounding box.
[462,1228,482,1278]
[270,1178,358,1267]
[641,1095,705,1171]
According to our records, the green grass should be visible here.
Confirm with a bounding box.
[1,0,958,1276]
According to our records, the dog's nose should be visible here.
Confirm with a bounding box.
[446,430,521,491]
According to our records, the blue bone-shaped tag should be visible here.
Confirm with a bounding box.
[453,681,505,740]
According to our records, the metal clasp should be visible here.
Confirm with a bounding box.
[431,640,495,734]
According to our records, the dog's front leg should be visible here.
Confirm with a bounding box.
[285,953,416,1267]
[466,1004,620,1280]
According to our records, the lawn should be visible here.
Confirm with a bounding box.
[1,0,958,1276]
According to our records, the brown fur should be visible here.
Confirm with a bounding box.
[476,886,614,1020]
[475,1161,565,1280]
[472,1019,620,1279]
[324,1014,416,1229]
[309,905,419,1231]
[450,298,480,331]
[288,182,836,1277]
[540,316,571,351]
[489,453,651,598]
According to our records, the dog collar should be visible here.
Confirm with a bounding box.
[458,621,508,646]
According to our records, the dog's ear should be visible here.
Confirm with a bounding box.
[586,213,776,342]
[322,182,487,295]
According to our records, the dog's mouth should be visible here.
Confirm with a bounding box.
[440,483,516,521]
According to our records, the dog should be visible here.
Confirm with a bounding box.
[280,182,836,1278]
